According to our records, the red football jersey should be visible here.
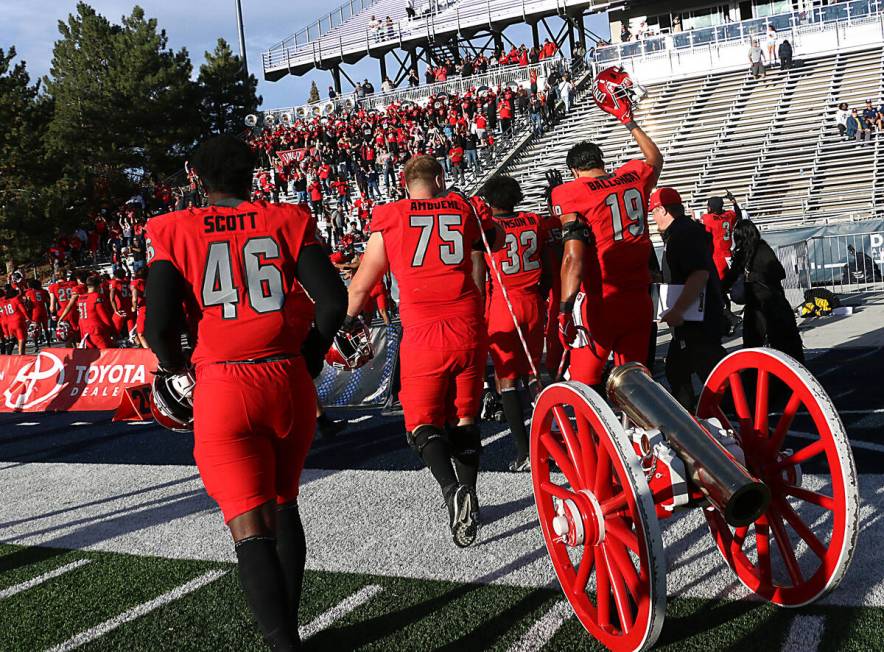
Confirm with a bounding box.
[701,210,737,258]
[76,293,114,334]
[110,279,132,314]
[3,296,29,323]
[486,212,547,295]
[370,191,491,332]
[25,288,49,318]
[551,159,656,296]
[146,201,318,366]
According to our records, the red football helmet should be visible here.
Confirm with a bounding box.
[150,368,195,432]
[325,318,373,371]
[55,321,71,343]
[592,67,646,124]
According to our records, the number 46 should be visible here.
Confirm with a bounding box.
[202,237,285,319]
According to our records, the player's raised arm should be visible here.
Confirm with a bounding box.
[346,231,388,318]
[626,121,664,184]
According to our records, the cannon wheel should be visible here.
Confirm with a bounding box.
[531,381,666,652]
[697,348,859,606]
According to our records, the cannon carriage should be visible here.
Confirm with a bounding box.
[529,348,860,651]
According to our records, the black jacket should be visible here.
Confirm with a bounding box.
[723,240,787,307]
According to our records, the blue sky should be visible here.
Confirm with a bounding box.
[1,1,609,110]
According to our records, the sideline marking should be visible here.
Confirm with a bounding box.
[347,415,373,424]
[507,601,573,652]
[16,422,39,427]
[46,570,226,651]
[0,559,92,600]
[782,614,825,652]
[299,584,383,641]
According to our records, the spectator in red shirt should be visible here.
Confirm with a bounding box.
[308,179,324,217]
[448,142,465,185]
[332,178,351,212]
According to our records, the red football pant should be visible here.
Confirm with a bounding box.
[0,321,8,339]
[569,292,654,386]
[81,330,115,349]
[712,254,730,281]
[112,312,136,335]
[136,307,146,336]
[193,357,317,523]
[487,293,543,381]
[6,319,26,343]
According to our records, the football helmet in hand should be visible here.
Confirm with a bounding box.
[150,367,196,432]
[592,67,646,124]
[55,321,71,344]
[325,316,373,371]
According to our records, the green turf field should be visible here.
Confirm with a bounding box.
[1,543,881,651]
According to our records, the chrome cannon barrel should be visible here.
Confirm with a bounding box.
[606,363,770,527]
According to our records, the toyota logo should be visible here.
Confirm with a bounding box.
[3,351,66,410]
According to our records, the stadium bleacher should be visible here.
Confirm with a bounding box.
[500,45,884,227]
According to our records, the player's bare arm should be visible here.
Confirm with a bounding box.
[559,215,585,306]
[627,121,664,184]
[471,251,486,300]
[346,231,388,318]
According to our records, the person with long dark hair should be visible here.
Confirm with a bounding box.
[724,220,804,362]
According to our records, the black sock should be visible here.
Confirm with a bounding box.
[452,450,480,489]
[276,503,307,629]
[450,425,481,489]
[500,388,529,459]
[419,438,459,497]
[235,536,298,651]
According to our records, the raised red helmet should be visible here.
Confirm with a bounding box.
[592,66,645,124]
[325,319,373,371]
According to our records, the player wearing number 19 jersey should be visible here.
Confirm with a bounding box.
[552,121,663,389]
[344,155,501,548]
[144,135,347,651]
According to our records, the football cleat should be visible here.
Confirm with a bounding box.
[509,456,531,473]
[325,316,373,371]
[592,66,646,124]
[448,484,479,548]
[150,367,196,432]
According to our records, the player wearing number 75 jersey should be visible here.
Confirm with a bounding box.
[345,155,503,548]
[551,114,663,392]
[144,135,347,651]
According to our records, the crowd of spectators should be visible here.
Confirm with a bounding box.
[836,98,884,145]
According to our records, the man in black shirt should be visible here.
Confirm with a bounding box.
[649,187,726,410]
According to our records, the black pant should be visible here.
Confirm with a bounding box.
[665,329,726,411]
[742,301,805,364]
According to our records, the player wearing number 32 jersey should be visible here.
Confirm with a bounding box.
[144,136,347,651]
[552,117,663,390]
[346,155,502,549]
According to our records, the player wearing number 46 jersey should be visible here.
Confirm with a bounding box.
[552,115,663,390]
[344,155,503,548]
[144,135,347,651]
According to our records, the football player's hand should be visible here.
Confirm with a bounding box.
[661,307,685,328]
[557,309,578,350]
[725,190,736,202]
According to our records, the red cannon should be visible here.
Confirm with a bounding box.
[529,348,860,651]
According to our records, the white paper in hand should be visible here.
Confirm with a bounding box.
[656,284,705,322]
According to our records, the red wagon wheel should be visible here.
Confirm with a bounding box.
[531,381,666,652]
[697,348,859,606]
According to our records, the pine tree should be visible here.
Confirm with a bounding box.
[197,38,261,136]
[308,80,320,104]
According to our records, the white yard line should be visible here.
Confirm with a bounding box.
[0,559,92,600]
[16,422,39,427]
[45,570,226,652]
[70,422,92,427]
[299,584,383,641]
[782,615,825,652]
[347,415,373,424]
[506,601,573,652]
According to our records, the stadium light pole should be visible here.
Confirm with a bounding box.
[234,0,249,77]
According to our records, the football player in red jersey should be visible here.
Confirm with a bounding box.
[3,286,31,354]
[56,271,89,344]
[344,155,502,547]
[76,276,116,349]
[0,292,9,354]
[144,135,347,650]
[24,278,51,347]
[480,175,554,472]
[700,192,742,280]
[109,268,135,339]
[130,267,148,348]
[552,119,663,392]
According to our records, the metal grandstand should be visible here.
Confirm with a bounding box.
[262,0,618,87]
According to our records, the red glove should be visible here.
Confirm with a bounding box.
[557,309,577,350]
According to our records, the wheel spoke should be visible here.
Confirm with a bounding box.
[552,406,583,481]
[606,517,640,556]
[595,547,611,630]
[756,519,772,585]
[784,484,835,511]
[729,372,752,423]
[773,439,826,471]
[573,548,594,595]
[769,511,804,586]
[767,392,802,455]
[773,498,828,560]
[606,540,642,601]
[601,491,629,517]
[603,546,634,634]
[575,413,598,486]
[753,369,769,440]
[594,442,612,498]
[540,432,584,489]
[729,525,749,559]
[539,480,578,504]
